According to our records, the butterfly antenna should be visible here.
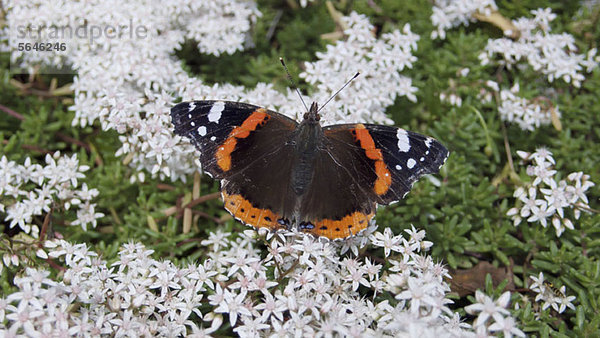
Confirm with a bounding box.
[317,72,360,113]
[280,57,309,112]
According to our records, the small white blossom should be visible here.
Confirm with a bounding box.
[465,290,516,334]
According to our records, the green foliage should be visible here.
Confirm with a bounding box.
[1,0,600,335]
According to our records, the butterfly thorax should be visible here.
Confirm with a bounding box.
[291,102,323,196]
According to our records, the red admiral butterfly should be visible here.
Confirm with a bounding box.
[171,99,448,240]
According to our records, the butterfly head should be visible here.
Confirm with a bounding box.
[303,102,321,124]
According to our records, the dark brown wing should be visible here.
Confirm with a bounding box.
[171,100,298,179]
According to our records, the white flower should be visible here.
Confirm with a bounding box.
[216,290,252,327]
[465,290,511,327]
[488,315,526,337]
[395,277,436,314]
[255,291,287,324]
[369,227,402,257]
[555,286,576,314]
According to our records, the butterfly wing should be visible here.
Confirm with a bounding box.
[298,123,448,239]
[297,132,378,239]
[326,123,449,203]
[171,100,298,178]
[171,100,299,230]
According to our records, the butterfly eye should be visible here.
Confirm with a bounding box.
[315,115,320,121]
[303,112,308,120]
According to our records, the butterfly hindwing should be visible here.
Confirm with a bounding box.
[171,100,298,179]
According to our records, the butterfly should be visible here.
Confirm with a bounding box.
[171,100,448,239]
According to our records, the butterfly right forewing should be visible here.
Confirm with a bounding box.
[171,100,298,179]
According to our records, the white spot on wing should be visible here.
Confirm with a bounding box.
[407,158,416,169]
[396,129,410,152]
[425,137,433,148]
[395,164,402,170]
[208,101,225,123]
[188,102,196,112]
[210,136,216,141]
[198,126,207,136]
[190,121,195,126]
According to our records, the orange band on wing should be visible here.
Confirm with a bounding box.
[216,109,270,171]
[222,190,285,231]
[352,124,392,195]
[304,210,375,240]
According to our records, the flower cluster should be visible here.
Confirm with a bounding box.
[5,0,260,67]
[465,291,525,337]
[300,12,420,125]
[4,1,420,182]
[494,82,559,131]
[181,0,261,56]
[3,0,262,182]
[507,148,595,236]
[479,8,599,87]
[0,153,103,237]
[431,0,498,39]
[529,272,576,314]
[439,92,463,107]
[0,226,511,336]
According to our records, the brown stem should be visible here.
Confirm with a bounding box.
[0,104,24,120]
[56,132,91,152]
[183,191,221,209]
[2,139,52,154]
[39,207,53,242]
[500,122,514,172]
